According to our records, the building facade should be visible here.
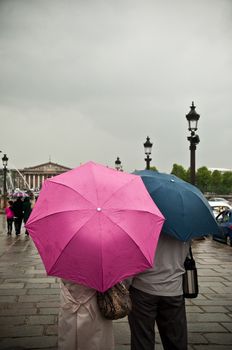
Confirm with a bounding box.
[13,161,72,190]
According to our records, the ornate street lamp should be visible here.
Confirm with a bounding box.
[143,136,153,170]
[186,102,200,185]
[115,157,123,171]
[2,153,8,208]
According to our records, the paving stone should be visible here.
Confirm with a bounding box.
[198,286,216,293]
[38,308,59,315]
[0,308,37,315]
[210,286,232,293]
[0,283,25,289]
[27,288,60,295]
[26,315,55,325]
[4,278,56,284]
[113,322,130,345]
[18,295,59,303]
[0,316,25,325]
[25,283,50,288]
[187,313,232,322]
[197,269,222,276]
[36,301,60,308]
[0,325,43,337]
[199,281,225,287]
[192,293,208,300]
[223,281,232,286]
[24,270,47,275]
[186,305,203,313]
[115,346,130,350]
[0,336,57,349]
[221,322,232,332]
[207,294,232,301]
[192,299,232,307]
[0,296,17,303]
[204,333,232,344]
[188,322,227,332]
[198,276,229,282]
[201,305,229,313]
[0,288,27,296]
[33,348,57,350]
[188,332,208,344]
[45,325,57,335]
[1,302,35,309]
[193,346,232,350]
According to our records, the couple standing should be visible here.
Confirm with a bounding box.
[58,232,190,350]
[5,197,32,235]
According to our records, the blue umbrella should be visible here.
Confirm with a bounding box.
[133,170,219,241]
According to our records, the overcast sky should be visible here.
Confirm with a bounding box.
[0,0,231,174]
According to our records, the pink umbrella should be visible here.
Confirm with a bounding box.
[26,161,164,292]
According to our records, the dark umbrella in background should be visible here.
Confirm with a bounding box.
[133,170,219,241]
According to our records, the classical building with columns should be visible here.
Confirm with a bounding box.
[13,161,72,190]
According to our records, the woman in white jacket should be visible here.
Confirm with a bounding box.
[58,279,114,350]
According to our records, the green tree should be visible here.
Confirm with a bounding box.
[170,164,187,181]
[150,166,158,172]
[185,168,191,183]
[167,165,232,195]
[196,167,212,193]
[221,172,232,194]
[210,170,222,193]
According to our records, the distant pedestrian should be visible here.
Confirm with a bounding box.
[23,197,32,235]
[5,200,14,235]
[12,197,24,235]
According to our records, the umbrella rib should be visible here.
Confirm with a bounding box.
[98,210,104,291]
[101,209,155,266]
[88,163,100,206]
[101,177,141,208]
[48,180,95,208]
[47,212,97,275]
[88,162,138,209]
[28,209,93,225]
[149,186,185,222]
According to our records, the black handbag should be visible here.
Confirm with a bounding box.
[183,246,199,298]
[97,282,132,320]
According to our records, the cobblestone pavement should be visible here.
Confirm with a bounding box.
[0,214,232,350]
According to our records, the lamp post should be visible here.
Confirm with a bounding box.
[186,102,200,185]
[143,136,153,170]
[115,157,122,171]
[2,153,8,208]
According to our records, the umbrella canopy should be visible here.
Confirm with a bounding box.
[26,162,164,292]
[12,191,29,198]
[133,170,219,241]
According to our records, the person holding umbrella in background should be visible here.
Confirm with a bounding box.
[12,196,24,235]
[128,170,219,350]
[128,232,190,350]
[22,196,32,236]
[5,200,14,235]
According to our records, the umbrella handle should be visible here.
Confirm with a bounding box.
[189,245,193,259]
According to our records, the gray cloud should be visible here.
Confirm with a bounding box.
[1,0,232,173]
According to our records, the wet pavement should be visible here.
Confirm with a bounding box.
[0,213,232,349]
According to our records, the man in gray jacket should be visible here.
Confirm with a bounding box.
[128,232,190,350]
